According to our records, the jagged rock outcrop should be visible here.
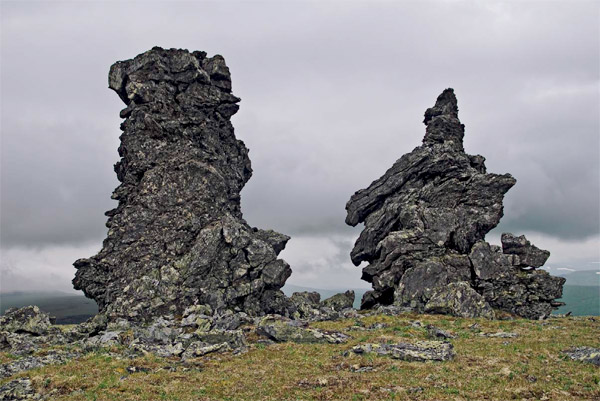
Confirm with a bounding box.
[73,47,294,322]
[345,88,565,319]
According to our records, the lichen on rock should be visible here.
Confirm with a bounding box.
[345,88,565,319]
[352,340,455,362]
[73,47,294,322]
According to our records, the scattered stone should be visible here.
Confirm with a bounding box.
[0,306,52,336]
[345,88,565,319]
[0,350,80,379]
[73,47,295,323]
[256,315,349,344]
[352,341,455,362]
[298,377,329,387]
[181,342,230,360]
[126,366,151,374]
[0,378,42,401]
[563,347,600,366]
[350,365,374,373]
[479,331,519,338]
[426,325,456,339]
[468,323,481,331]
[367,323,388,330]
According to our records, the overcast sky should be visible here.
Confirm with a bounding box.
[1,1,598,294]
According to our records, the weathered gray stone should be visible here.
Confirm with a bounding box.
[425,325,456,340]
[352,341,455,362]
[321,290,355,312]
[0,378,42,401]
[290,292,322,319]
[73,47,294,322]
[182,342,230,360]
[0,350,80,379]
[479,331,519,338]
[501,233,550,268]
[563,347,600,366]
[256,315,349,344]
[470,241,565,319]
[345,88,565,319]
[0,306,52,336]
[424,282,495,319]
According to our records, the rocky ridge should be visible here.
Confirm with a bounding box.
[345,89,565,319]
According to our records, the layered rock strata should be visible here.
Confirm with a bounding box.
[73,47,293,322]
[345,88,565,319]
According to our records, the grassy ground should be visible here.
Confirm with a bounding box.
[2,313,598,400]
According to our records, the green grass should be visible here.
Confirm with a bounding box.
[1,312,599,400]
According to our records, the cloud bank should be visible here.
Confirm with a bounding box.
[1,1,598,292]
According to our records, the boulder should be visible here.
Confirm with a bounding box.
[290,292,322,319]
[321,290,355,311]
[0,306,52,336]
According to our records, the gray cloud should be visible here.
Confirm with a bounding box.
[1,1,598,291]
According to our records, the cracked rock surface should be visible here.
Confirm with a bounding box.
[73,47,294,322]
[345,88,565,319]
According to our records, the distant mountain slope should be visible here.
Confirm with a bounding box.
[0,291,98,324]
[556,269,600,287]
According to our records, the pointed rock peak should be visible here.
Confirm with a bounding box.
[422,88,465,150]
[423,88,458,124]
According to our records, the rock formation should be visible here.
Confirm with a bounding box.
[73,47,293,322]
[345,88,565,319]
